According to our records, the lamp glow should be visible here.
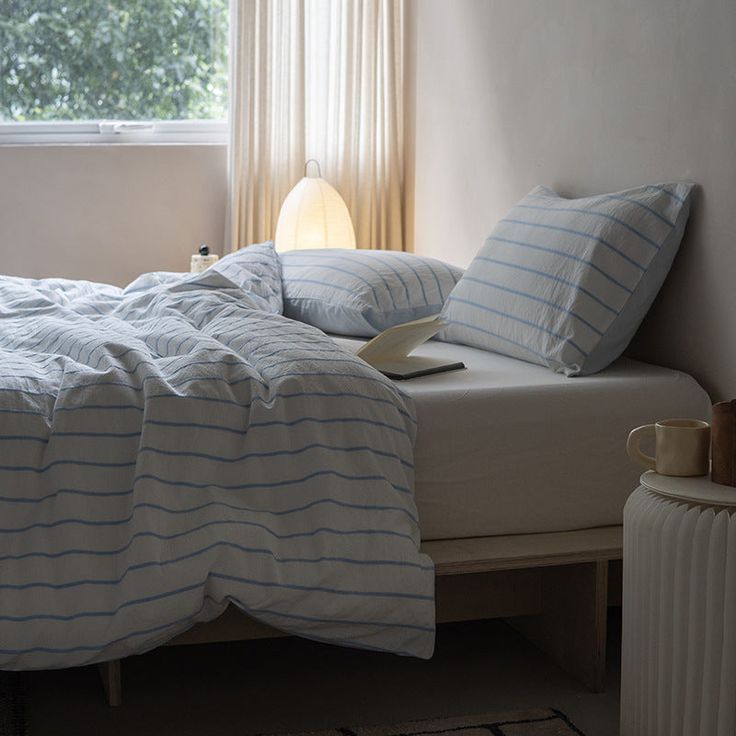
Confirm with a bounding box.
[274,161,356,252]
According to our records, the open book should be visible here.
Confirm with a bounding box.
[356,315,466,379]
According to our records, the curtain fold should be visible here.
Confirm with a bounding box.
[227,0,405,252]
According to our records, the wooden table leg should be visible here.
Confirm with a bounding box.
[507,560,609,693]
[98,659,122,706]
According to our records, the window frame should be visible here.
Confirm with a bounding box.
[2,1,230,146]
[0,119,227,146]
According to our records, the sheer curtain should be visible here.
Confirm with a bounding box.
[227,0,405,252]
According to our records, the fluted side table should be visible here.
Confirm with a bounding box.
[621,471,736,736]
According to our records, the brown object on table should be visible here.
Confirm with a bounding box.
[711,400,736,486]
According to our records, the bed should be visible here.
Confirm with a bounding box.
[0,243,711,706]
[105,336,710,705]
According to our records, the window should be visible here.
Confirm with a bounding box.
[0,0,228,144]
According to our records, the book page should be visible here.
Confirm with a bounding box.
[356,315,445,364]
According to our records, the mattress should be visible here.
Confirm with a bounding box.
[333,337,712,541]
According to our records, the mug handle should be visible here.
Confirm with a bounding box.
[627,424,657,470]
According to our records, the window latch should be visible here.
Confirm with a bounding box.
[98,122,155,135]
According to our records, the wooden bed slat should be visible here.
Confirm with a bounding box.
[425,525,623,575]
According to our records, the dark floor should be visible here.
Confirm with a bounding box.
[21,612,622,736]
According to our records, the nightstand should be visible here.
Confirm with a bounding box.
[621,471,736,736]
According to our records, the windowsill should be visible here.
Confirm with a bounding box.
[0,120,228,147]
[0,140,228,148]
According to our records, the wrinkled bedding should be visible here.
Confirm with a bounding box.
[0,244,434,668]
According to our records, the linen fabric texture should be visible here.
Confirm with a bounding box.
[280,248,463,336]
[441,183,695,375]
[0,246,433,668]
[125,240,284,314]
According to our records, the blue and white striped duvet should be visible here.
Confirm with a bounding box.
[0,245,434,669]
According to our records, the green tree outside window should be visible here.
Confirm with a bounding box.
[0,0,228,122]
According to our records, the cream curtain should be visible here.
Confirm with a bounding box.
[227,0,405,252]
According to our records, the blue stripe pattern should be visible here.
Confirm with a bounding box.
[0,242,435,669]
[441,183,694,375]
[280,248,462,337]
[0,594,427,658]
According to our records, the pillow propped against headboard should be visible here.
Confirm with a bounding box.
[441,182,694,375]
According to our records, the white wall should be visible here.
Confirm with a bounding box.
[0,144,227,286]
[410,0,736,400]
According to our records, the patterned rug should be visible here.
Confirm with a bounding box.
[278,708,586,735]
[0,673,25,736]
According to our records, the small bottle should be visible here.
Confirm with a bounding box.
[190,244,220,273]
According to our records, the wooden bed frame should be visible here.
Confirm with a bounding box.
[98,525,623,706]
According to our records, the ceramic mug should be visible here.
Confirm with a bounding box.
[626,419,711,476]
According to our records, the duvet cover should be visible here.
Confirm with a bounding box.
[0,244,434,668]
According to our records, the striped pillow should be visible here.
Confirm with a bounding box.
[441,183,695,375]
[280,249,463,336]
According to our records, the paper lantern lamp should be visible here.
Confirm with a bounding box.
[274,160,356,251]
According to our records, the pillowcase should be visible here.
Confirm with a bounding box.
[280,249,463,336]
[440,183,695,375]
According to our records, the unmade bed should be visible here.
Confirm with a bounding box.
[0,245,711,704]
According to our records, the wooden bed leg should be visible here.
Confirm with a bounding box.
[98,659,122,707]
[506,560,608,693]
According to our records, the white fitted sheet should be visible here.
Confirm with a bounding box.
[333,337,712,541]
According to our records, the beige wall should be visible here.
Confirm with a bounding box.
[0,144,227,286]
[410,0,736,400]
